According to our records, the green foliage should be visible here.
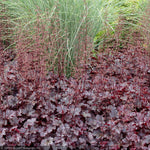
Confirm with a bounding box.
[93,0,148,54]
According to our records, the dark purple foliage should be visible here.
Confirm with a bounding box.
[0,46,150,149]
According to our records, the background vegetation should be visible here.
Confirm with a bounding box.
[0,0,148,77]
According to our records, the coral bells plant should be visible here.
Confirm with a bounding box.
[0,38,150,149]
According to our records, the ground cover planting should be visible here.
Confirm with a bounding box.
[0,0,150,149]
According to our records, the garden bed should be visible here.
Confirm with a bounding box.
[0,0,150,149]
[0,31,150,149]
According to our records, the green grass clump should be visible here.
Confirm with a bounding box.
[0,0,148,77]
